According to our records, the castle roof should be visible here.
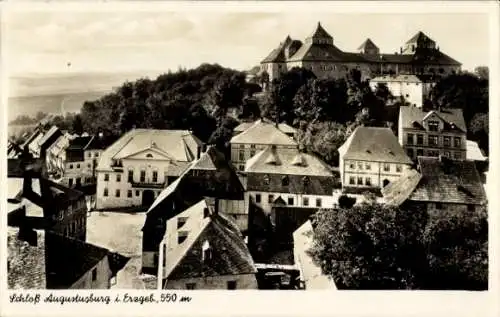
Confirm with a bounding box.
[308,22,333,39]
[357,38,379,51]
[406,31,435,44]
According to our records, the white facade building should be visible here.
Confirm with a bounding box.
[370,74,434,108]
[95,129,203,210]
[338,127,413,190]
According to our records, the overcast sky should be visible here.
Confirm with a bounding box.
[4,4,492,75]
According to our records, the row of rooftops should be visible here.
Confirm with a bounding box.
[261,22,461,66]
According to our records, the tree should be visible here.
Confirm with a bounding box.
[308,203,428,289]
[423,208,488,290]
[469,112,489,155]
[208,117,239,151]
[474,66,489,80]
[71,114,84,135]
[338,195,356,208]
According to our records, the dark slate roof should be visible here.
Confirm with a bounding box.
[381,169,423,206]
[246,173,336,196]
[407,156,487,205]
[357,38,379,51]
[308,22,333,39]
[8,227,47,289]
[405,31,435,44]
[339,127,412,164]
[164,199,256,281]
[399,106,467,132]
[45,232,111,289]
[288,42,351,62]
[38,126,61,148]
[86,135,117,150]
[342,186,383,197]
[8,158,44,178]
[67,136,94,151]
[261,35,293,63]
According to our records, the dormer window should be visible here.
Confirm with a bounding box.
[281,176,289,187]
[178,231,188,244]
[264,175,270,185]
[202,240,212,262]
[177,217,187,229]
[428,120,439,132]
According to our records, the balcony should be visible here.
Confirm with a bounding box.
[130,181,166,189]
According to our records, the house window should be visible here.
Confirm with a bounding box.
[365,163,371,170]
[467,205,475,212]
[454,137,461,148]
[69,164,73,169]
[103,188,108,197]
[316,198,322,208]
[177,217,187,229]
[115,189,120,197]
[429,135,438,146]
[407,133,414,145]
[128,170,133,182]
[87,164,91,169]
[428,121,439,132]
[95,152,99,157]
[239,165,244,171]
[146,153,153,158]
[255,194,261,203]
[92,268,97,281]
[116,174,121,182]
[76,177,81,186]
[127,190,132,198]
[76,164,80,168]
[428,150,439,157]
[357,162,363,170]
[383,163,390,172]
[268,194,274,203]
[140,170,146,182]
[178,232,188,244]
[264,175,270,185]
[365,177,372,186]
[407,148,414,158]
[349,177,355,185]
[239,151,244,161]
[153,171,158,183]
[136,190,140,196]
[186,283,196,290]
[303,197,309,206]
[227,281,237,290]
[444,151,451,158]
[416,134,424,145]
[443,136,451,147]
[396,165,402,173]
[281,176,289,187]
[454,152,462,160]
[288,197,294,205]
[417,149,424,157]
[88,152,92,158]
[349,161,355,169]
[69,178,73,187]
[357,177,363,185]
[104,173,109,181]
[435,202,443,210]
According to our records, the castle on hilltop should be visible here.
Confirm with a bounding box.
[259,22,461,83]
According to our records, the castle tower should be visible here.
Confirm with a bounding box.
[402,31,436,54]
[305,22,333,45]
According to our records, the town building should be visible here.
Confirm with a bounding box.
[157,198,258,290]
[95,129,203,210]
[230,119,298,171]
[21,126,45,157]
[398,106,467,161]
[381,156,487,214]
[293,220,337,290]
[260,23,461,83]
[46,131,73,177]
[141,146,245,275]
[338,127,413,190]
[63,135,95,188]
[245,146,337,224]
[369,74,434,107]
[7,227,127,289]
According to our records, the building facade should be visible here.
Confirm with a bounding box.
[260,23,461,83]
[157,198,258,290]
[338,127,413,189]
[95,129,203,210]
[230,119,298,171]
[398,106,467,161]
[369,74,434,108]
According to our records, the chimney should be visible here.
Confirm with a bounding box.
[400,47,403,54]
[197,146,201,159]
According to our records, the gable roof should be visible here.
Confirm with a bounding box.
[383,157,487,206]
[97,129,203,171]
[406,31,435,44]
[245,146,333,177]
[339,127,412,164]
[357,38,379,51]
[162,199,256,282]
[466,140,487,161]
[21,128,43,149]
[293,220,337,290]
[234,119,296,135]
[308,22,333,39]
[261,35,293,63]
[67,136,94,151]
[230,119,297,146]
[381,169,423,206]
[38,126,61,149]
[399,106,467,133]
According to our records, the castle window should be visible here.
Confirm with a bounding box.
[103,188,108,197]
[146,153,153,158]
